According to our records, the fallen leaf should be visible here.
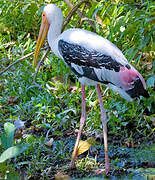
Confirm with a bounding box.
[87,137,96,146]
[29,126,42,133]
[14,118,25,130]
[150,117,155,126]
[45,138,54,147]
[67,86,77,93]
[14,129,23,139]
[125,140,136,148]
[77,140,90,156]
[52,76,65,85]
[7,96,18,105]
[94,168,105,175]
[55,172,71,180]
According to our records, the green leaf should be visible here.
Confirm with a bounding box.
[0,122,15,150]
[0,144,29,163]
[7,171,20,180]
[0,161,11,173]
[103,17,111,25]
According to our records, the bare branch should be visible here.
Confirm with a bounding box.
[0,52,34,76]
[33,47,50,85]
[0,47,48,76]
[77,1,87,28]
[62,0,95,31]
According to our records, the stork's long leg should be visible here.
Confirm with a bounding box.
[70,84,86,168]
[96,84,109,175]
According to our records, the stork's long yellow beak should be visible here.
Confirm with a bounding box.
[33,11,49,67]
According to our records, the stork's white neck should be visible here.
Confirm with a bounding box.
[47,7,63,58]
[48,24,62,58]
[48,22,62,42]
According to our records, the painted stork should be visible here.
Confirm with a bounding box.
[34,4,149,174]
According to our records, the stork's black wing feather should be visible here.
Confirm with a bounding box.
[58,39,123,83]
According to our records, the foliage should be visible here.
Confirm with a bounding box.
[0,0,154,179]
[0,122,29,179]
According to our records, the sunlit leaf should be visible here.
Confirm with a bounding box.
[0,122,15,150]
[103,17,111,25]
[0,144,29,163]
[77,140,90,156]
[45,138,54,147]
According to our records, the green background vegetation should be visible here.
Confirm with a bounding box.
[0,0,154,179]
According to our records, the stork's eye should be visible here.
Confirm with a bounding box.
[42,12,46,18]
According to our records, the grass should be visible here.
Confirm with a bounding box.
[0,0,155,179]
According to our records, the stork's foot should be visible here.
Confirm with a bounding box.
[105,150,110,175]
[70,155,76,169]
[70,146,78,169]
[105,164,110,176]
[69,160,76,169]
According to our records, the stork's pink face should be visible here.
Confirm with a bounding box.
[119,66,146,90]
[33,10,50,67]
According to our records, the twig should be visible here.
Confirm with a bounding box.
[63,0,90,15]
[63,0,74,9]
[81,17,96,25]
[63,0,104,29]
[62,0,90,31]
[62,0,95,31]
[0,52,34,76]
[77,1,87,28]
[33,47,50,86]
[0,47,48,76]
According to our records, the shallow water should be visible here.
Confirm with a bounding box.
[75,144,155,180]
[75,168,155,180]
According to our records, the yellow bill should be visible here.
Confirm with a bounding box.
[33,11,49,67]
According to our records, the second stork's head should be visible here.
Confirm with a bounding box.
[34,4,63,67]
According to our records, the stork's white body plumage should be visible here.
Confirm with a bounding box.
[50,28,126,62]
[43,4,148,102]
[34,4,149,174]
